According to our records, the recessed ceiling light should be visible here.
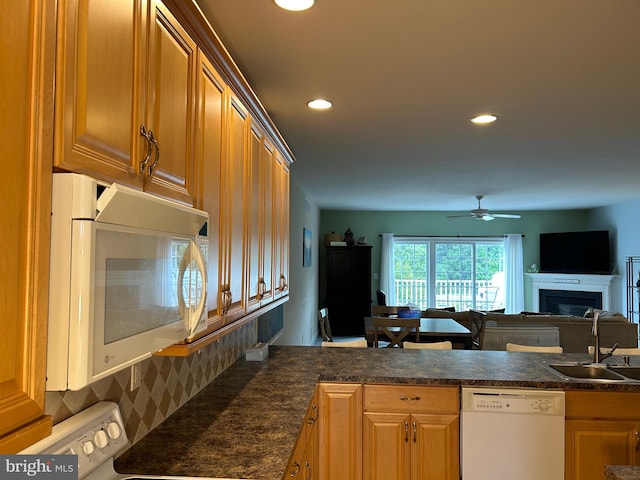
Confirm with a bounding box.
[274,0,315,11]
[307,99,332,110]
[471,114,498,124]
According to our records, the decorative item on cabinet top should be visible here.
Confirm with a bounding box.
[324,231,342,246]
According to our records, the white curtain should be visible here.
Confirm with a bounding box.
[379,233,396,305]
[504,233,524,313]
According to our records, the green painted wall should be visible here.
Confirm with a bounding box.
[319,209,591,311]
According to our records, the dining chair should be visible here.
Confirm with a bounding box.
[370,305,411,317]
[468,309,488,349]
[403,340,452,350]
[506,343,564,353]
[321,339,368,348]
[318,308,333,342]
[372,316,420,348]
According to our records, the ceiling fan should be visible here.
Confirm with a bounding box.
[448,195,522,221]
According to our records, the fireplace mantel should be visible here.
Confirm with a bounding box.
[527,273,617,311]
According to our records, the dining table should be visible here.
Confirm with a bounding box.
[364,316,473,349]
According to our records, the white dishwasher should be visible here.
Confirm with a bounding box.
[461,386,565,480]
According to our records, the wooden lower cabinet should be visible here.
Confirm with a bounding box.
[317,383,363,480]
[309,383,458,480]
[285,389,319,479]
[363,385,459,480]
[363,412,459,480]
[565,391,640,480]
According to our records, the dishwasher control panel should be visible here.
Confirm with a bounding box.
[462,387,565,416]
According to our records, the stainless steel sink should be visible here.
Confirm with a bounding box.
[608,366,640,380]
[548,363,626,381]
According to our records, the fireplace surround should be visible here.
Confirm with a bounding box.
[528,273,617,314]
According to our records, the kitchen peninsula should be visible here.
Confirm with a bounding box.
[114,346,640,480]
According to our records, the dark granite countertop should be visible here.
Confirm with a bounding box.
[114,345,640,480]
[606,465,640,480]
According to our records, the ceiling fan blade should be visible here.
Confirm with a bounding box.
[492,213,521,219]
[447,214,473,219]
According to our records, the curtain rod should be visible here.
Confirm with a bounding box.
[378,234,525,238]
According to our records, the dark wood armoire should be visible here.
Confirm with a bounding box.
[324,246,372,336]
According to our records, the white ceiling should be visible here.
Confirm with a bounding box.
[196,0,640,214]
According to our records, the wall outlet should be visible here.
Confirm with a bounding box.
[130,363,142,391]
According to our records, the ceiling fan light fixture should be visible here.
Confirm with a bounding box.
[307,98,332,110]
[471,114,497,124]
[274,0,315,11]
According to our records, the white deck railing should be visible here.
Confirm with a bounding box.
[394,279,502,311]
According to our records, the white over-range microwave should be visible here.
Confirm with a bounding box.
[46,173,208,391]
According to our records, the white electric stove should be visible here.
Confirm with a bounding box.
[20,401,248,480]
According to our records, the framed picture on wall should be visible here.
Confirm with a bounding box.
[303,228,312,267]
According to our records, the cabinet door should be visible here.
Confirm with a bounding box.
[0,0,54,452]
[246,122,263,312]
[259,138,275,306]
[144,0,197,205]
[318,383,362,480]
[411,414,460,480]
[273,152,290,300]
[566,419,640,480]
[363,412,411,480]
[220,96,248,322]
[54,0,144,185]
[195,52,224,331]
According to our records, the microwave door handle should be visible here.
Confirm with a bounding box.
[177,241,207,336]
[177,245,190,329]
[189,240,207,334]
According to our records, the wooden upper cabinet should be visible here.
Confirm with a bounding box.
[195,52,225,332]
[220,95,248,322]
[143,0,196,204]
[54,0,141,185]
[259,138,275,306]
[247,122,276,312]
[54,0,196,205]
[0,0,55,452]
[273,152,290,300]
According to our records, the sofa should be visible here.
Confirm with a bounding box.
[421,308,639,353]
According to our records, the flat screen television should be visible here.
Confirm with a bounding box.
[539,230,611,274]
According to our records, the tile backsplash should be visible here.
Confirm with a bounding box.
[45,321,256,446]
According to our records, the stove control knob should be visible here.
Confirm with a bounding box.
[82,440,95,455]
[106,422,122,440]
[94,430,108,449]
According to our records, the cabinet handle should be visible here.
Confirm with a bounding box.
[399,396,421,401]
[306,404,318,426]
[147,130,160,175]
[413,421,417,443]
[289,461,300,477]
[404,420,409,443]
[139,124,152,173]
[257,278,264,300]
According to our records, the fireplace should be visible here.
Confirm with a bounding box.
[528,273,617,313]
[539,289,602,316]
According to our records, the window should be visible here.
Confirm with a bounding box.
[393,237,505,311]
